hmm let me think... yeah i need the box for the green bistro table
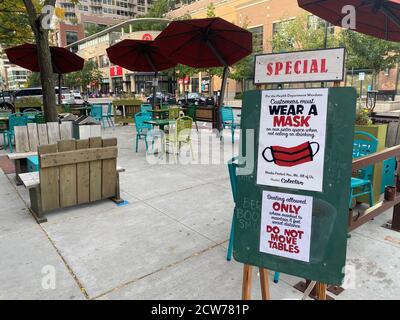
[148,107,183,119]
[144,119,175,131]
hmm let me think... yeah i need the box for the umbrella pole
[152,71,158,110]
[58,73,62,105]
[217,66,229,133]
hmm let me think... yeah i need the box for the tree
[64,60,103,92]
[340,29,400,89]
[85,23,108,37]
[0,0,33,46]
[271,14,338,53]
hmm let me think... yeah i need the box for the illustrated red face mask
[262,141,320,167]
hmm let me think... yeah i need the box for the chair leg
[145,136,148,151]
[231,127,235,144]
[8,133,13,153]
[273,272,280,284]
[135,135,139,152]
[349,188,353,208]
[369,184,374,207]
[195,120,198,132]
[227,212,235,261]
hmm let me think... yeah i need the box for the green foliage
[0,0,34,46]
[64,60,103,91]
[84,24,108,37]
[26,72,41,87]
[355,105,372,126]
[339,29,400,75]
[206,3,216,18]
[271,14,337,52]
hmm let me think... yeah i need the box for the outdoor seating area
[1,124,399,300]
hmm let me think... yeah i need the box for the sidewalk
[0,126,399,300]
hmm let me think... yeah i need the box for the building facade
[65,18,170,95]
[168,0,400,97]
[0,46,30,90]
[53,0,154,50]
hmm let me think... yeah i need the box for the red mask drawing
[262,141,320,167]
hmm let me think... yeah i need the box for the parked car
[71,90,85,104]
[13,87,75,107]
[146,92,176,105]
[177,92,214,106]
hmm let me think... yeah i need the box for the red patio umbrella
[5,43,85,104]
[298,0,400,42]
[106,39,177,109]
[155,17,253,108]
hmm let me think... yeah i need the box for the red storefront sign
[110,66,123,77]
[142,33,153,41]
[178,76,190,85]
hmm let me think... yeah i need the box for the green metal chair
[186,104,198,131]
[165,116,193,159]
[34,113,46,124]
[23,108,40,123]
[89,105,105,127]
[349,131,378,208]
[168,106,180,120]
[220,106,239,144]
[226,156,280,283]
[5,113,28,153]
[134,111,153,152]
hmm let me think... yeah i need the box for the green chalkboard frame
[233,87,356,285]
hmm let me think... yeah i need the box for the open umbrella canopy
[5,43,84,74]
[298,0,400,42]
[106,39,176,72]
[155,17,253,68]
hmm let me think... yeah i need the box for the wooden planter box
[355,124,388,204]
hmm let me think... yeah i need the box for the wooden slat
[47,122,60,144]
[38,144,59,212]
[27,123,39,152]
[90,125,101,137]
[37,123,49,145]
[76,139,90,204]
[79,126,91,139]
[14,126,30,152]
[8,151,37,160]
[101,138,117,199]
[40,146,117,168]
[58,140,77,208]
[18,172,39,189]
[60,122,73,140]
[89,137,102,202]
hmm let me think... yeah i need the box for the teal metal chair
[5,113,28,153]
[349,131,378,208]
[0,111,11,150]
[381,157,397,193]
[226,157,280,283]
[134,112,153,152]
[103,103,114,127]
[23,108,41,123]
[186,104,198,131]
[220,106,239,144]
[140,104,152,113]
[90,105,105,127]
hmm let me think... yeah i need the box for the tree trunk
[23,0,58,122]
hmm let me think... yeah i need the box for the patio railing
[350,144,400,231]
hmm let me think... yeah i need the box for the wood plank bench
[7,122,101,185]
[18,137,125,223]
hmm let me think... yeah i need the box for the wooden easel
[241,264,327,300]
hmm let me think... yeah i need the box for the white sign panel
[260,191,313,262]
[256,88,328,192]
[359,72,365,81]
[254,48,345,84]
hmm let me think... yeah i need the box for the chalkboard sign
[233,87,356,285]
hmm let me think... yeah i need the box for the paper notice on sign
[256,88,328,192]
[260,191,313,262]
